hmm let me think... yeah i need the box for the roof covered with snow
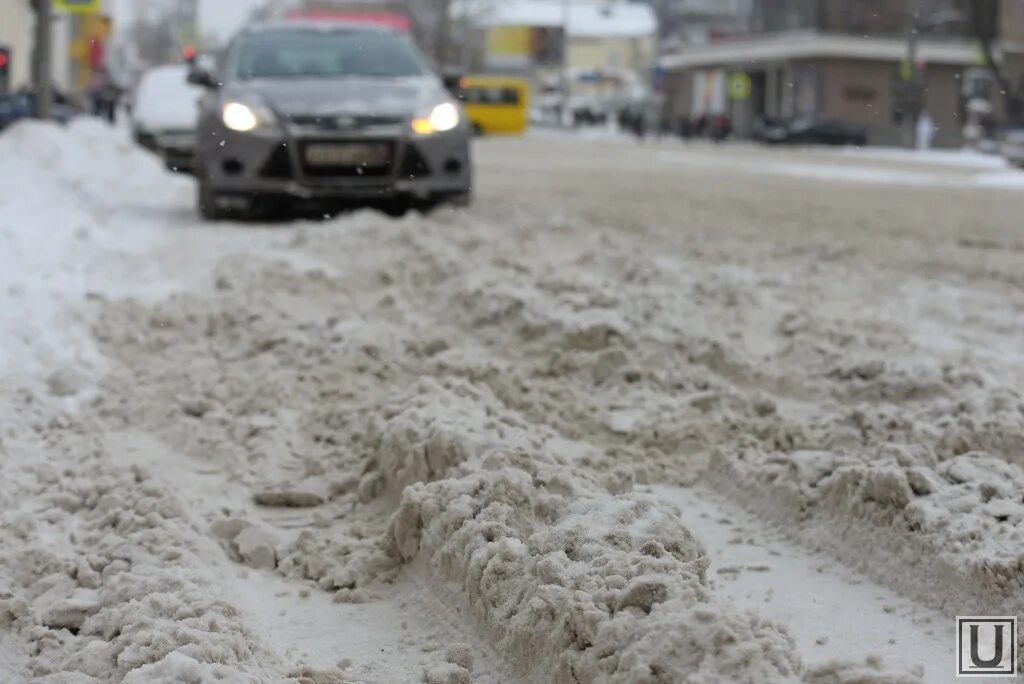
[457,0,657,38]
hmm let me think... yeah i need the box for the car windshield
[228,29,427,80]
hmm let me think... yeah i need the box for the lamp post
[560,0,570,126]
[31,0,53,120]
[901,0,922,148]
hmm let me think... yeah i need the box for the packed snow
[1,120,1023,683]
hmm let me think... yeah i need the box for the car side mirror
[441,69,464,94]
[188,66,219,89]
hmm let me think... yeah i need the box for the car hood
[222,76,446,119]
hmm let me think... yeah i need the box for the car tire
[379,200,410,218]
[196,161,227,221]
[450,191,473,208]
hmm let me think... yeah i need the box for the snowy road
[2,121,1024,683]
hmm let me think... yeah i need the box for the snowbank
[5,119,1020,682]
[0,119,187,384]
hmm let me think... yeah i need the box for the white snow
[2,120,1024,683]
[0,119,180,383]
[459,0,657,38]
[973,170,1024,188]
[839,146,1011,170]
[652,147,1024,188]
[654,485,949,682]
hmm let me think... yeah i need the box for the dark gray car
[189,21,472,219]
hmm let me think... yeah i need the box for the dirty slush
[1,122,1023,682]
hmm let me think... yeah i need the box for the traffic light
[0,46,10,93]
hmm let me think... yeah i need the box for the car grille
[299,140,395,178]
[287,114,405,130]
[259,143,294,179]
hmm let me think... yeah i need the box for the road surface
[1,121,1023,683]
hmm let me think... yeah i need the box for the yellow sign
[55,0,101,14]
[727,72,751,100]
[973,44,990,67]
[487,26,532,57]
[70,14,112,89]
[899,58,913,81]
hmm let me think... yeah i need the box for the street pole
[32,0,53,120]
[902,0,922,148]
[560,0,570,126]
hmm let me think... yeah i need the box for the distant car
[453,75,529,135]
[130,64,205,173]
[1001,127,1024,169]
[189,21,473,220]
[757,117,868,146]
[0,90,81,131]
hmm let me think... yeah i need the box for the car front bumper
[199,120,472,202]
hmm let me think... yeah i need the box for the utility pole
[560,0,571,126]
[901,0,922,148]
[435,0,452,67]
[32,0,53,119]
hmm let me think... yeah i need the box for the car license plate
[304,143,390,167]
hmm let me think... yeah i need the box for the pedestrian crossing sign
[55,0,101,14]
[727,73,751,100]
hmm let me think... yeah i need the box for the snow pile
[368,378,798,684]
[0,119,186,383]
[74,208,934,681]
[7,121,1020,681]
[85,258,806,681]
[378,380,801,683]
[0,396,283,682]
[708,442,1024,618]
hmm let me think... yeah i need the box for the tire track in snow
[652,485,953,681]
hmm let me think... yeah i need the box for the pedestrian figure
[916,112,935,150]
[88,66,120,123]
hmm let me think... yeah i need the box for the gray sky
[108,0,267,42]
[199,0,267,41]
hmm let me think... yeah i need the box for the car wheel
[379,200,410,218]
[196,161,227,221]
[450,191,472,208]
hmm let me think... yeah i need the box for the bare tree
[133,18,179,66]
[400,0,455,65]
[648,0,681,39]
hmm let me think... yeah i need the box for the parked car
[757,117,867,146]
[130,64,205,173]
[0,90,81,132]
[1001,127,1024,169]
[188,20,473,220]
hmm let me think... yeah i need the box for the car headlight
[222,101,277,133]
[411,102,460,135]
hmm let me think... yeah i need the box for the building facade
[660,0,1024,146]
[462,0,656,106]
[0,2,97,96]
[0,2,36,92]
